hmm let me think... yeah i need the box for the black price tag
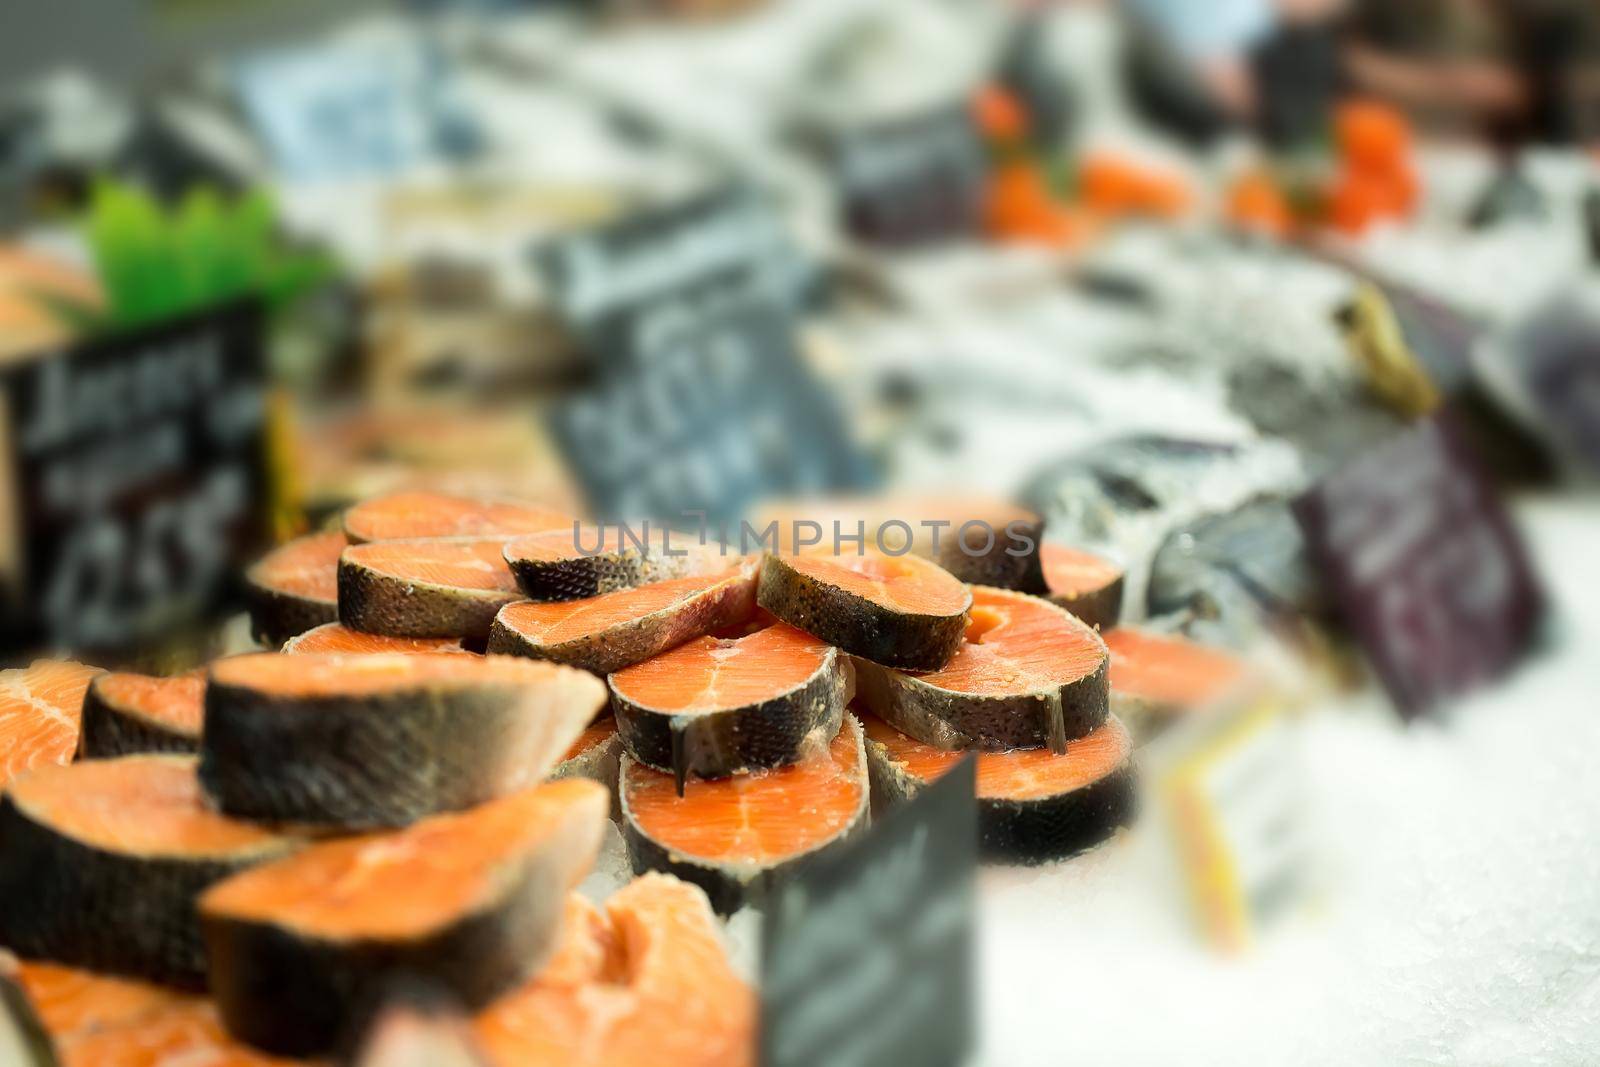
[0,300,269,657]
[547,299,870,526]
[1293,412,1544,717]
[536,185,810,371]
[831,103,987,248]
[760,754,976,1067]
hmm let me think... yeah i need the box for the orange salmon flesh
[5,755,293,858]
[88,674,204,737]
[282,624,469,656]
[209,652,572,699]
[247,532,346,603]
[623,719,864,866]
[199,779,606,942]
[780,553,968,616]
[341,538,522,594]
[1103,628,1247,709]
[344,491,570,543]
[862,714,1131,800]
[496,565,753,645]
[476,874,753,1067]
[1,661,101,788]
[1040,544,1122,598]
[917,586,1104,695]
[609,623,832,714]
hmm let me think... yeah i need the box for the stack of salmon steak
[0,498,758,1065]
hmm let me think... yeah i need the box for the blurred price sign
[0,300,268,657]
[536,185,810,371]
[830,103,986,248]
[1157,693,1308,953]
[761,755,976,1067]
[1293,412,1544,717]
[547,299,870,526]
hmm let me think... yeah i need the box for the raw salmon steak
[475,874,754,1067]
[200,778,607,1057]
[1104,627,1252,740]
[620,715,869,914]
[610,622,850,794]
[244,531,346,647]
[202,653,605,829]
[0,662,101,789]
[343,491,570,544]
[355,998,492,1067]
[757,552,970,670]
[853,586,1107,753]
[751,494,1048,592]
[862,713,1135,865]
[282,622,469,656]
[0,755,301,988]
[489,561,759,675]
[4,957,294,1067]
[340,537,526,643]
[504,525,721,602]
[79,674,204,758]
[1040,544,1125,630]
[551,715,621,805]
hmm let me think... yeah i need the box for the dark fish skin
[618,718,870,916]
[203,830,593,1058]
[756,555,968,672]
[201,682,595,830]
[932,516,1049,594]
[247,582,338,648]
[339,554,519,645]
[1056,577,1124,631]
[852,648,1108,755]
[505,534,710,602]
[610,647,849,795]
[487,565,758,676]
[0,790,296,990]
[78,680,199,759]
[863,733,1136,866]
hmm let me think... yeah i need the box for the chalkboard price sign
[1293,412,1544,717]
[831,103,987,248]
[760,754,976,1067]
[547,298,869,526]
[0,300,268,657]
[536,185,810,372]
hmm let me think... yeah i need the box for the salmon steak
[200,778,607,1057]
[488,561,759,675]
[282,622,469,656]
[244,531,346,647]
[1040,544,1125,630]
[1,662,101,789]
[752,494,1048,593]
[757,552,970,671]
[475,874,754,1067]
[0,955,54,1067]
[853,586,1107,754]
[79,674,204,758]
[343,491,570,544]
[862,714,1136,865]
[202,653,605,829]
[503,525,720,602]
[609,622,851,795]
[4,958,295,1067]
[340,537,527,644]
[0,755,301,988]
[1104,627,1251,740]
[620,715,869,914]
